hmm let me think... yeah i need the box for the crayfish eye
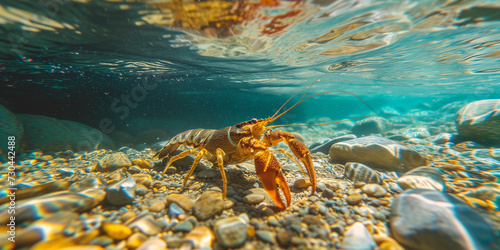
[251,118,258,124]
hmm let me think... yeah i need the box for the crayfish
[154,75,374,209]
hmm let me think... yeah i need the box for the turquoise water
[1,0,499,134]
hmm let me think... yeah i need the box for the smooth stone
[344,162,383,185]
[105,177,136,206]
[184,226,214,249]
[256,230,277,244]
[102,222,132,240]
[127,233,148,249]
[294,178,312,189]
[397,166,445,191]
[168,203,185,219]
[0,104,24,160]
[18,114,114,152]
[197,169,217,178]
[0,189,105,224]
[402,127,431,139]
[0,180,70,204]
[310,135,357,154]
[322,188,336,199]
[126,214,162,235]
[361,184,387,197]
[13,212,78,247]
[136,238,167,250]
[330,136,427,172]
[346,193,363,205]
[166,193,194,212]
[193,191,224,221]
[131,158,152,169]
[276,230,293,247]
[69,177,106,191]
[390,189,497,250]
[455,99,500,144]
[135,185,148,196]
[351,117,392,137]
[342,222,377,250]
[148,199,166,213]
[88,236,113,247]
[172,220,193,233]
[214,216,248,248]
[96,152,131,172]
[243,194,265,204]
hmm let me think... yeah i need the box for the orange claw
[263,130,316,195]
[254,150,291,210]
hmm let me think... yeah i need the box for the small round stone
[148,199,166,213]
[243,194,265,204]
[214,216,248,248]
[256,230,277,244]
[102,222,132,240]
[167,193,194,212]
[362,184,387,197]
[127,233,148,249]
[193,191,224,221]
[346,193,363,205]
[294,178,312,189]
[322,188,336,199]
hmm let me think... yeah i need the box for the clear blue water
[1,0,499,134]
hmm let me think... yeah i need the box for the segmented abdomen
[154,129,217,159]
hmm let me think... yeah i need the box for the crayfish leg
[215,148,228,199]
[182,148,208,186]
[162,149,199,175]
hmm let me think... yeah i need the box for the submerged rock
[343,162,383,185]
[0,104,24,160]
[455,99,500,144]
[397,166,445,191]
[0,189,105,224]
[351,117,392,137]
[214,216,248,248]
[390,189,497,250]
[341,222,377,250]
[18,114,114,152]
[310,134,357,154]
[329,136,427,172]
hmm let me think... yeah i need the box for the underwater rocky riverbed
[0,99,499,249]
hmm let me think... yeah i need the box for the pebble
[256,230,277,244]
[168,203,185,219]
[136,238,167,250]
[341,222,377,250]
[197,169,217,178]
[166,193,194,212]
[172,220,194,232]
[14,212,78,247]
[105,177,136,206]
[322,188,336,198]
[276,230,293,247]
[214,216,248,248]
[184,226,214,249]
[397,166,445,191]
[148,199,166,212]
[193,191,224,221]
[126,214,162,235]
[310,135,357,154]
[127,233,148,249]
[131,159,152,169]
[243,193,265,204]
[346,193,363,205]
[344,162,384,185]
[102,222,132,240]
[0,189,105,224]
[351,117,392,137]
[96,152,131,172]
[361,184,387,197]
[88,236,113,247]
[294,178,312,189]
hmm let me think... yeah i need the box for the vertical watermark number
[6,136,16,243]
